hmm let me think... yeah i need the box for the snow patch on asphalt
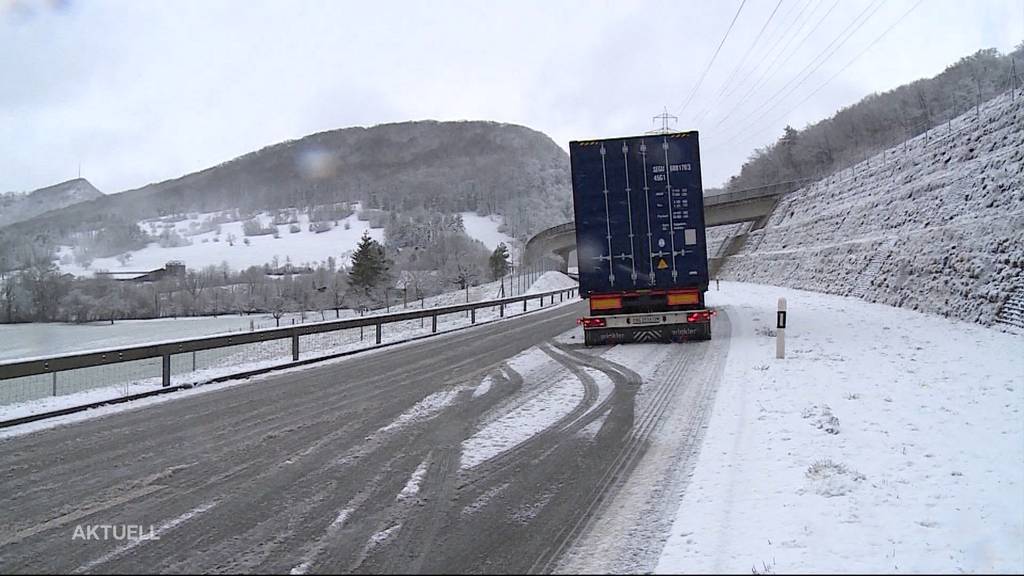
[561,366,614,431]
[462,482,510,516]
[379,389,461,435]
[577,409,610,440]
[461,347,584,470]
[473,375,494,399]
[510,490,556,525]
[368,524,401,548]
[74,500,219,573]
[583,367,614,406]
[397,460,429,501]
[505,346,555,377]
[331,508,353,529]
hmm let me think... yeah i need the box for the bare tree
[182,269,209,315]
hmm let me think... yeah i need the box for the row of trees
[0,260,350,324]
[726,45,1024,193]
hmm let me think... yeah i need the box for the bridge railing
[0,285,579,422]
[703,179,815,206]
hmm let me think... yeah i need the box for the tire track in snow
[551,311,733,574]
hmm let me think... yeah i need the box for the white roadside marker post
[777,297,787,359]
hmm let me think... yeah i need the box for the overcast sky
[2,0,1021,195]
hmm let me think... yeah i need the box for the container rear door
[570,132,708,297]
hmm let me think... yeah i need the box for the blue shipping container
[570,131,708,298]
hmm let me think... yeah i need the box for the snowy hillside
[4,121,571,250]
[0,178,103,228]
[51,208,513,278]
[718,88,1024,327]
[55,207,384,276]
[460,212,516,253]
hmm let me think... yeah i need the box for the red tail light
[687,311,711,323]
[578,317,607,328]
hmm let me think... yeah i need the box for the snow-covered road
[656,281,1023,574]
[0,295,732,574]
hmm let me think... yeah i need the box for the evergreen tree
[348,232,391,300]
[489,242,510,280]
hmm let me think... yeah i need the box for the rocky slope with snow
[718,89,1024,327]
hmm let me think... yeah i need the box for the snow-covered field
[56,208,384,277]
[0,313,300,362]
[53,208,513,278]
[657,281,1023,573]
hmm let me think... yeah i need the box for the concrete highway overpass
[525,180,806,269]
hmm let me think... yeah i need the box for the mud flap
[584,322,711,346]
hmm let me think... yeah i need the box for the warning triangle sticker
[657,258,668,270]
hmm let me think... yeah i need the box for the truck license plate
[630,315,662,325]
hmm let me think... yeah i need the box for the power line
[707,0,924,152]
[713,0,888,144]
[675,0,749,121]
[715,0,885,140]
[691,0,785,126]
[711,0,888,143]
[717,0,816,105]
[707,0,835,130]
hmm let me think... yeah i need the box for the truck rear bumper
[579,310,712,345]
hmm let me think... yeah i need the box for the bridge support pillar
[553,247,573,273]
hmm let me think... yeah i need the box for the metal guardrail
[0,286,579,391]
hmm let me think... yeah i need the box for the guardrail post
[292,333,299,361]
[162,354,171,387]
[500,303,504,317]
[376,323,382,345]
[431,315,437,333]
[52,372,57,396]
[523,299,528,312]
[471,309,476,324]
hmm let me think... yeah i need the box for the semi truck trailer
[570,131,712,346]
